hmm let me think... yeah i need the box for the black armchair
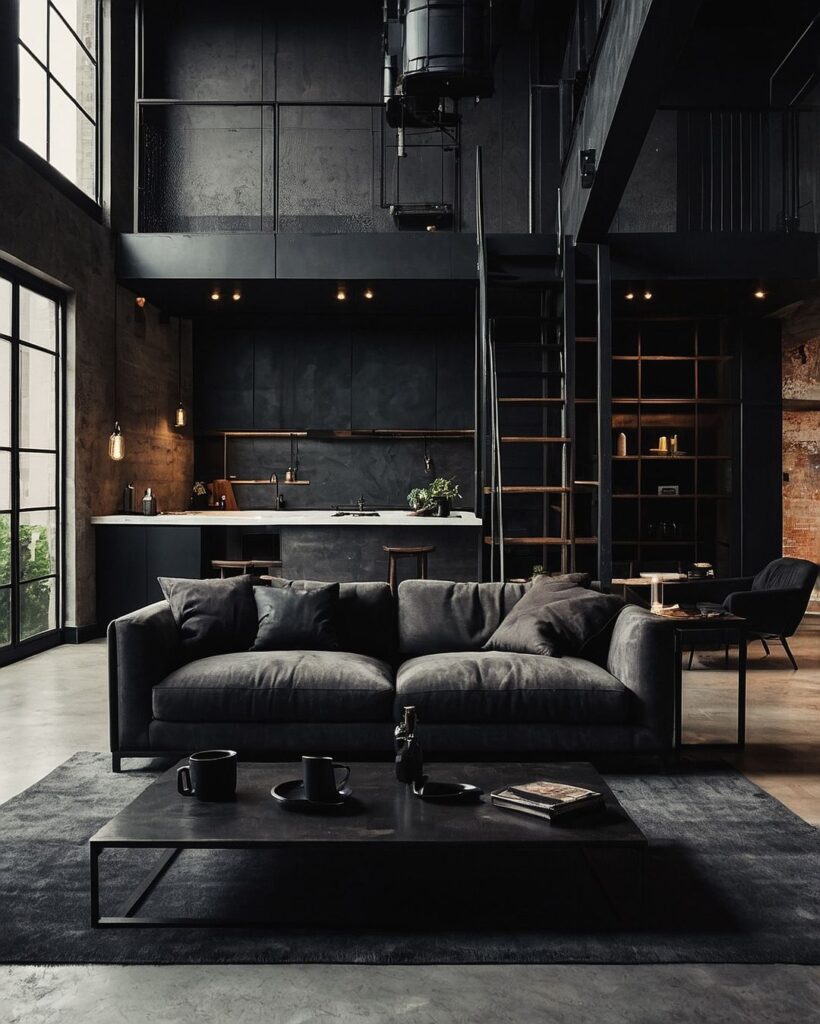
[720,558,818,669]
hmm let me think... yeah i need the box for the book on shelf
[490,780,605,822]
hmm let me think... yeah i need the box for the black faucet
[269,472,285,510]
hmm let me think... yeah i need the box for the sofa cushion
[395,651,634,724]
[251,582,339,651]
[158,574,258,657]
[398,580,530,658]
[153,651,394,724]
[483,583,625,665]
[267,579,396,663]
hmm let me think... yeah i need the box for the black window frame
[0,258,66,668]
[4,0,103,219]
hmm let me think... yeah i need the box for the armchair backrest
[752,557,818,596]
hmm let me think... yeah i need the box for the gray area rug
[0,753,818,965]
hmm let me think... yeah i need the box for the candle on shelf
[617,432,627,457]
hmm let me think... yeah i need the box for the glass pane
[0,341,10,448]
[0,588,9,647]
[19,0,47,62]
[50,14,96,117]
[19,46,47,159]
[20,452,57,509]
[0,277,11,337]
[19,510,57,582]
[0,452,9,510]
[19,346,57,450]
[0,514,9,586]
[49,84,96,198]
[19,287,57,351]
[51,0,97,53]
[20,576,56,640]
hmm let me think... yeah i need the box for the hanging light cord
[113,285,118,421]
[178,317,183,404]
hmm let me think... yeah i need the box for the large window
[17,0,99,201]
[0,268,63,662]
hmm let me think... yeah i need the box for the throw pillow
[483,583,625,662]
[158,574,258,656]
[251,582,340,651]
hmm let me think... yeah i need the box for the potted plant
[427,477,461,518]
[406,486,431,513]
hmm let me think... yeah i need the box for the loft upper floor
[1,0,818,250]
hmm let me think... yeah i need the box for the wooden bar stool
[383,545,435,595]
[212,559,282,579]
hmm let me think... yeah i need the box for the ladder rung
[501,436,571,443]
[497,370,563,377]
[576,336,597,344]
[575,480,599,486]
[498,397,565,405]
[484,537,598,546]
[485,537,570,546]
[483,486,571,494]
[493,341,563,349]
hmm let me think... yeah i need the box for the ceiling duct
[400,0,495,99]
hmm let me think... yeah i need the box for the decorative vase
[436,498,451,517]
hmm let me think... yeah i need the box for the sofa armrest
[108,601,181,752]
[607,605,675,748]
[724,587,809,637]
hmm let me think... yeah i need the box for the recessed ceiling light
[135,296,146,308]
[753,288,766,300]
[625,291,635,301]
[363,287,374,300]
[643,290,653,300]
[232,289,241,302]
[210,289,221,302]
[336,286,347,302]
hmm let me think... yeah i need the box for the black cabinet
[96,526,205,627]
[194,330,255,432]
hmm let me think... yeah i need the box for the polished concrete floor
[0,622,818,1023]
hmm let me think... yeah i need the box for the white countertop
[91,510,482,528]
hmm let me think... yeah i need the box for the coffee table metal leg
[737,627,747,748]
[674,630,683,749]
[90,843,101,927]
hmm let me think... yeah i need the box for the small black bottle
[395,705,423,784]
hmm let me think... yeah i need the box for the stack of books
[491,780,605,822]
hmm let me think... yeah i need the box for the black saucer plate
[412,779,484,803]
[271,779,354,813]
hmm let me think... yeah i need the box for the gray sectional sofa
[108,579,676,770]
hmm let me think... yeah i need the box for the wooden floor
[683,618,820,825]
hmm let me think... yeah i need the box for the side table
[659,613,747,749]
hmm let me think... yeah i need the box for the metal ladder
[475,149,579,582]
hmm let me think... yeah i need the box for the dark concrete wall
[138,0,535,233]
[193,313,475,511]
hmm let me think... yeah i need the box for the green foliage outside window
[0,516,54,643]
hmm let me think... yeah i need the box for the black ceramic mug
[177,749,237,801]
[302,755,351,803]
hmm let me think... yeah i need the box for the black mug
[177,749,237,801]
[302,755,351,803]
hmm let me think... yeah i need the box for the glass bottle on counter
[395,705,423,784]
[141,488,157,516]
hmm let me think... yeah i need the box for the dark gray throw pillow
[158,574,258,656]
[483,582,625,662]
[251,582,340,651]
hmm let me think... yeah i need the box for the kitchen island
[92,509,482,627]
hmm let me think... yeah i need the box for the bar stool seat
[212,559,282,579]
[383,545,435,594]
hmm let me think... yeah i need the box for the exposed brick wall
[780,296,820,614]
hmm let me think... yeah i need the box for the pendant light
[174,317,187,429]
[108,285,125,461]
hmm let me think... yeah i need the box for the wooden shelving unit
[608,319,738,576]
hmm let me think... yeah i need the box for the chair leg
[724,643,729,669]
[687,646,695,670]
[112,754,122,773]
[781,636,798,671]
[760,637,770,656]
[387,554,397,595]
[420,551,428,580]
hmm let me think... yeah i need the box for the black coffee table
[90,761,646,928]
